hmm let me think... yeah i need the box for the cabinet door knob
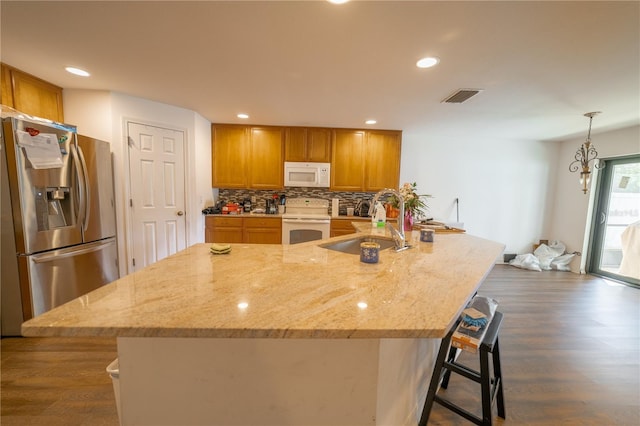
[177,211,185,216]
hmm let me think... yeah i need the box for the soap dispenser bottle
[372,202,386,227]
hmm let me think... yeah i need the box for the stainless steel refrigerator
[1,116,119,336]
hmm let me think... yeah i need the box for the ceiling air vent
[442,89,482,103]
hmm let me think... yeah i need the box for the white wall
[64,89,639,275]
[62,90,113,141]
[63,90,212,277]
[400,132,558,255]
[192,112,213,242]
[548,125,640,272]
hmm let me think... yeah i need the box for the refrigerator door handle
[76,144,91,232]
[31,239,115,263]
[70,144,88,231]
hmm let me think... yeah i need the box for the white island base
[117,337,440,426]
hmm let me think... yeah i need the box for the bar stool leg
[479,347,492,426]
[493,338,506,419]
[440,345,457,389]
[418,330,454,426]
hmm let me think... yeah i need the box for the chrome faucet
[368,188,410,251]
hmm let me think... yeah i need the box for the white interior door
[127,122,186,271]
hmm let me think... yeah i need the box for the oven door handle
[282,218,331,224]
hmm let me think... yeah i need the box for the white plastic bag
[533,241,567,270]
[547,240,566,254]
[509,253,541,271]
[550,253,575,271]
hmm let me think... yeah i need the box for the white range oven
[281,198,331,244]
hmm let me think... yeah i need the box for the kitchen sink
[319,236,397,255]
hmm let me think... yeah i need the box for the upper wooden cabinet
[212,124,249,188]
[248,127,284,189]
[364,130,402,192]
[330,129,401,192]
[213,123,401,192]
[330,129,366,191]
[285,127,331,162]
[212,124,284,189]
[1,63,64,123]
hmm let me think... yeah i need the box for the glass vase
[404,211,413,231]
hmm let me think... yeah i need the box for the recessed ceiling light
[327,0,350,4]
[65,66,90,77]
[365,119,377,125]
[237,113,249,119]
[416,57,440,69]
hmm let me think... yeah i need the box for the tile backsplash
[217,188,377,215]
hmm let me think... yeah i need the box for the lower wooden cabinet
[205,216,281,244]
[330,218,370,237]
[206,216,243,243]
[243,217,282,244]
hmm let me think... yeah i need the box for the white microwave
[284,162,331,188]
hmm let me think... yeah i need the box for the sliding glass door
[588,155,640,287]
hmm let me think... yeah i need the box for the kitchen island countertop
[20,226,505,425]
[22,227,504,339]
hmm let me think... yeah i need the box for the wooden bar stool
[419,310,505,426]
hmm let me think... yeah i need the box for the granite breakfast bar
[22,226,504,426]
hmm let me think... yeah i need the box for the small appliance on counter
[202,200,223,215]
[265,199,277,214]
[243,198,252,213]
[354,199,371,217]
[222,203,241,214]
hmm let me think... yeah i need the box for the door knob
[177,211,184,216]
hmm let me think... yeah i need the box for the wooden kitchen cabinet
[1,63,64,123]
[213,122,400,192]
[248,127,284,189]
[330,218,369,237]
[243,217,282,244]
[205,217,215,243]
[206,216,243,243]
[285,127,331,162]
[330,129,366,191]
[330,129,401,192]
[205,216,281,244]
[364,130,402,192]
[212,124,284,189]
[212,124,248,188]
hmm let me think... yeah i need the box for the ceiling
[1,1,638,142]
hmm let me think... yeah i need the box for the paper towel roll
[332,198,339,217]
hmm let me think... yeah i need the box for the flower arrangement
[388,182,430,219]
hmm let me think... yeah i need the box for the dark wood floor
[428,266,640,425]
[1,265,639,425]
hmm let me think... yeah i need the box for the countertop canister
[360,241,380,263]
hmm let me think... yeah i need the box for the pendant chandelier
[569,111,602,194]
